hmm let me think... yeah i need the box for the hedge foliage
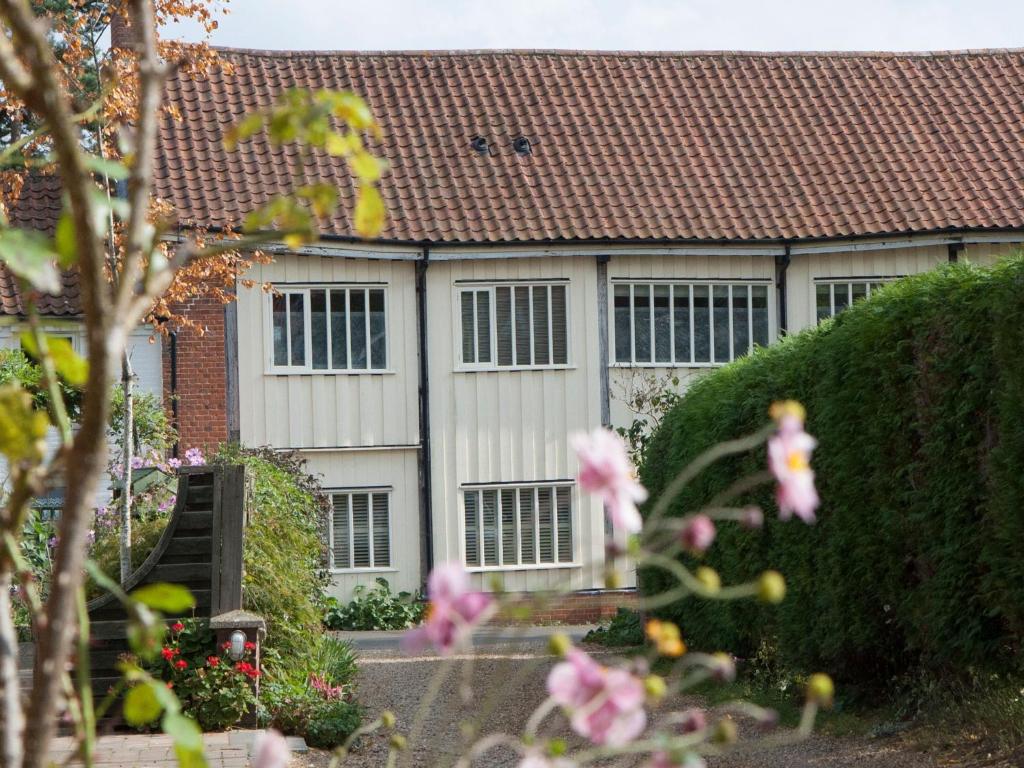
[640,257,1024,686]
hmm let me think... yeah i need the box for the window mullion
[363,288,371,371]
[747,284,753,354]
[552,487,560,564]
[688,284,694,364]
[830,283,835,317]
[477,489,485,568]
[629,284,636,364]
[533,487,540,563]
[515,488,522,565]
[471,291,479,365]
[347,494,354,571]
[367,493,375,569]
[328,495,334,569]
[283,291,291,368]
[727,284,734,362]
[497,489,504,567]
[668,284,675,365]
[648,282,655,363]
[325,290,334,369]
[547,285,554,365]
[304,290,313,372]
[708,283,715,364]
[344,289,352,370]
[510,287,518,367]
[528,286,535,366]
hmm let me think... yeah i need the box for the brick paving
[49,729,306,767]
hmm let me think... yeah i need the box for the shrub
[641,257,1024,688]
[324,578,425,631]
[583,609,645,647]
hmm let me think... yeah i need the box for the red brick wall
[162,297,228,455]
[496,589,639,625]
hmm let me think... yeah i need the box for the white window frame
[453,280,573,372]
[264,284,392,375]
[460,481,579,572]
[610,279,775,368]
[327,486,396,573]
[813,277,898,324]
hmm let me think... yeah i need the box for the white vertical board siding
[427,256,606,594]
[963,242,1022,266]
[300,448,421,599]
[787,245,947,333]
[606,254,777,431]
[235,254,419,449]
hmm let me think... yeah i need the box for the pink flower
[740,506,764,530]
[572,428,648,534]
[402,563,494,655]
[130,456,145,470]
[676,707,707,734]
[767,404,819,523]
[251,729,289,768]
[648,753,705,768]
[679,514,716,553]
[547,648,646,746]
[167,457,182,470]
[184,447,205,466]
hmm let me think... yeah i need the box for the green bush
[640,257,1024,688]
[583,608,645,647]
[324,578,425,631]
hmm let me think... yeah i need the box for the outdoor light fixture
[228,629,247,661]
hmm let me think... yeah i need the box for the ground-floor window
[815,279,891,323]
[463,483,574,568]
[330,489,391,570]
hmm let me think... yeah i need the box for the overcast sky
[161,0,1023,52]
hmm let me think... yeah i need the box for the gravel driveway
[300,633,1008,768]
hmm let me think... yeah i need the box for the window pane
[496,287,513,366]
[537,487,554,563]
[289,293,305,366]
[532,286,550,365]
[331,495,350,569]
[851,282,867,305]
[673,285,691,363]
[460,291,475,364]
[476,290,491,364]
[501,489,517,565]
[514,286,531,365]
[693,285,710,362]
[372,494,390,567]
[551,285,568,365]
[752,285,770,347]
[833,284,850,314]
[330,290,348,369]
[370,289,386,370]
[816,283,831,323]
[654,285,671,363]
[556,487,572,563]
[633,284,651,362]
[482,490,499,567]
[732,285,750,357]
[351,494,370,568]
[519,490,536,564]
[613,284,631,362]
[310,290,328,370]
[464,491,479,567]
[712,285,730,363]
[272,294,288,366]
[349,290,367,369]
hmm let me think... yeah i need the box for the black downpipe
[169,330,179,458]
[776,243,792,334]
[416,249,434,582]
[948,242,964,263]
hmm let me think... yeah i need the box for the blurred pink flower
[167,457,182,470]
[547,648,646,746]
[679,514,716,553]
[184,447,205,466]
[572,428,647,534]
[676,707,707,734]
[767,412,819,523]
[648,753,705,768]
[251,729,289,768]
[518,755,575,768]
[402,562,494,655]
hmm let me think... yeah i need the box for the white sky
[161,0,1024,52]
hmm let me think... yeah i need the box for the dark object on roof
[155,48,1024,245]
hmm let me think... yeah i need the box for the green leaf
[19,333,88,387]
[0,385,50,462]
[53,212,77,268]
[162,711,203,752]
[123,682,163,726]
[349,150,384,183]
[173,744,208,768]
[85,154,129,181]
[131,583,196,613]
[0,228,61,294]
[354,184,386,239]
[223,113,266,151]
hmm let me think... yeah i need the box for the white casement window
[613,281,771,366]
[457,282,569,369]
[329,489,391,571]
[269,286,387,373]
[815,279,891,323]
[463,483,575,569]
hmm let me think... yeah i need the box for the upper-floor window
[457,282,569,369]
[270,286,387,373]
[815,280,890,323]
[463,483,575,569]
[329,489,391,570]
[613,281,771,366]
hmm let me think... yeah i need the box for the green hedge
[640,257,1024,686]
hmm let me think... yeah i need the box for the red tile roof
[155,48,1024,245]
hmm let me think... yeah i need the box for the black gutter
[169,329,179,458]
[415,247,434,583]
[775,243,792,335]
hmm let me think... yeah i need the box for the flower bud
[695,566,721,594]
[389,734,407,751]
[680,514,716,554]
[807,673,835,708]
[548,632,572,658]
[712,716,738,745]
[380,710,396,729]
[605,539,625,559]
[644,674,668,702]
[677,707,707,734]
[769,400,806,424]
[710,652,736,682]
[757,570,786,604]
[604,568,623,590]
[740,505,764,530]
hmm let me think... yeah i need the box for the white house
[153,48,1024,601]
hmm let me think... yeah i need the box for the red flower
[234,661,260,679]
[207,656,220,667]
[166,682,174,689]
[244,641,256,651]
[161,647,176,661]
[174,659,188,670]
[221,641,232,651]
[171,622,185,633]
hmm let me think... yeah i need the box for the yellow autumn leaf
[349,151,384,183]
[354,184,385,239]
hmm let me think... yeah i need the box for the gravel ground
[296,640,1014,768]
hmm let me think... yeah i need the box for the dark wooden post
[211,465,246,615]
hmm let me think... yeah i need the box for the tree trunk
[119,354,133,583]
